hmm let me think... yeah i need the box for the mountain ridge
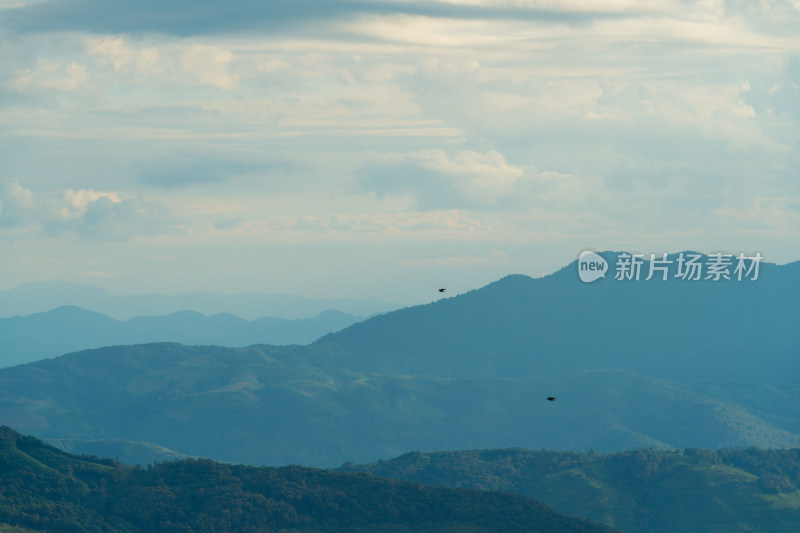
[0,426,618,533]
[340,445,800,533]
[0,306,367,367]
[307,254,798,383]
[5,343,800,467]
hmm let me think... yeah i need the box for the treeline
[346,446,800,493]
[0,427,616,533]
[341,446,800,533]
[683,447,800,493]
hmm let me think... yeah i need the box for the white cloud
[715,197,800,237]
[0,181,174,241]
[0,0,39,9]
[359,149,599,211]
[84,35,160,74]
[12,60,88,91]
[348,14,507,47]
[2,0,800,293]
[180,44,239,90]
[47,190,172,241]
[0,177,33,228]
[59,189,122,219]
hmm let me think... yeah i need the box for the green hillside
[341,446,800,533]
[45,438,191,466]
[3,342,800,467]
[0,426,617,533]
[3,343,800,467]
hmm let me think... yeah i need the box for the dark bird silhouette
[546,397,557,401]
[438,288,446,292]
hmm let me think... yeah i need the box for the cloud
[359,149,517,209]
[208,209,500,240]
[11,60,88,92]
[79,269,122,278]
[0,0,37,9]
[715,197,800,237]
[358,149,591,211]
[742,55,800,120]
[0,0,762,41]
[59,189,121,219]
[402,250,509,267]
[180,44,239,90]
[4,0,800,43]
[135,154,266,189]
[213,217,243,230]
[84,35,160,74]
[0,177,34,228]
[0,177,177,241]
[3,0,374,37]
[45,188,173,241]
[2,0,800,294]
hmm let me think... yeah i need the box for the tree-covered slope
[3,343,800,467]
[0,426,618,533]
[341,446,800,533]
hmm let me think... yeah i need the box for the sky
[0,0,798,304]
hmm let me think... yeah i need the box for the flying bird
[438,288,446,292]
[547,397,557,401]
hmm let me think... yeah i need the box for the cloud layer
[0,0,798,298]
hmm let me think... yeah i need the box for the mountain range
[0,281,399,320]
[0,306,365,368]
[306,252,799,383]
[0,252,797,469]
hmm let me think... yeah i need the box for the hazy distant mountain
[0,306,366,367]
[1,427,617,533]
[0,280,400,320]
[342,447,800,533]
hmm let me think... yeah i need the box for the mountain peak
[309,252,798,383]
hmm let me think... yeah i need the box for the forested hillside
[0,427,617,533]
[342,446,800,533]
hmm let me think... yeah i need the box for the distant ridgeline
[0,426,617,533]
[0,252,796,469]
[307,251,798,383]
[0,307,366,368]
